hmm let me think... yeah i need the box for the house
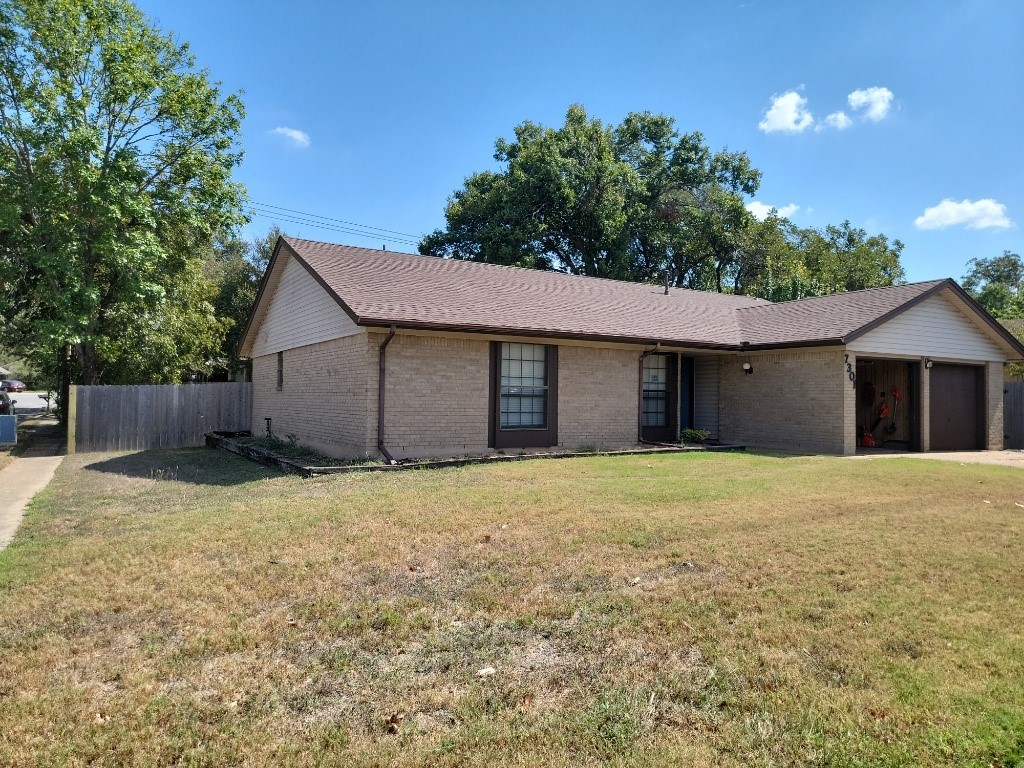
[237,237,1024,460]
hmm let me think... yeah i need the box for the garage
[928,363,984,451]
[855,358,918,451]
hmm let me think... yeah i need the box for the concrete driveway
[849,450,1024,469]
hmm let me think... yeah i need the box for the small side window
[276,351,283,391]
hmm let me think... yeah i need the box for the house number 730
[844,354,856,387]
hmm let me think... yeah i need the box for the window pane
[500,343,547,429]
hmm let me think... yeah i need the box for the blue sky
[138,0,1022,283]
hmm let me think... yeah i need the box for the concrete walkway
[849,449,1024,469]
[0,419,65,551]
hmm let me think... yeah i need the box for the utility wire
[250,201,421,239]
[246,207,422,248]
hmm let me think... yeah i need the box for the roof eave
[357,319,741,351]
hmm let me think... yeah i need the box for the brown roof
[736,280,948,348]
[241,237,1024,357]
[279,237,769,348]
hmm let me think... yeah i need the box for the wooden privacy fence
[1006,380,1024,450]
[69,382,252,453]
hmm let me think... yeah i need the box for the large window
[489,342,558,448]
[500,343,548,429]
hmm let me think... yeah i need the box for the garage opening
[856,358,918,451]
[928,363,984,451]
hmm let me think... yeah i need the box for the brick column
[842,352,857,455]
[985,361,1005,450]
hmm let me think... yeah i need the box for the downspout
[377,325,398,465]
[638,343,661,444]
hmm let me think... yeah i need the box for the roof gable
[847,288,1021,360]
[238,242,359,357]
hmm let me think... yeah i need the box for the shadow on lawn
[84,447,281,486]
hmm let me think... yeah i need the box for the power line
[250,201,421,239]
[245,207,422,248]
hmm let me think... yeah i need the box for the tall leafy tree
[0,0,246,384]
[420,105,761,287]
[202,226,278,377]
[962,251,1024,318]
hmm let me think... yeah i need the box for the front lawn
[1,450,1022,766]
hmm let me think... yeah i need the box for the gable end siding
[847,292,1005,361]
[250,254,361,357]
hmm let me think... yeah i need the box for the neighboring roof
[238,237,1024,359]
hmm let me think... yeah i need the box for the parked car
[0,379,26,392]
[0,391,14,415]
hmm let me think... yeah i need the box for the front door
[641,353,678,442]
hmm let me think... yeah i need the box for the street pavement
[6,391,55,422]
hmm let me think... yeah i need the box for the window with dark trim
[489,342,558,449]
[276,351,283,391]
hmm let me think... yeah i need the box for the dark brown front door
[929,363,983,451]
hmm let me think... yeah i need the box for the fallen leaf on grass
[383,712,405,734]
[476,666,496,678]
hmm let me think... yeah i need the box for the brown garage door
[929,363,983,450]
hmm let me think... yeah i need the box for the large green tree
[201,226,277,377]
[0,0,246,384]
[421,105,905,299]
[962,251,1024,318]
[420,105,761,287]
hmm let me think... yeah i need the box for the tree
[202,226,277,377]
[421,105,906,300]
[0,0,246,384]
[962,251,1024,318]
[420,105,761,287]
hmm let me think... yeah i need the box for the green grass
[1,449,1023,766]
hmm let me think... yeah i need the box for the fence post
[66,384,77,454]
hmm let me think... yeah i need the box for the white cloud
[821,111,852,130]
[847,87,894,121]
[747,201,800,221]
[758,90,814,133]
[914,198,1013,230]
[271,126,311,148]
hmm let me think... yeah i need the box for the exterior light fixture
[742,362,754,375]
[924,358,933,369]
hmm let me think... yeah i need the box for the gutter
[637,343,661,444]
[377,325,398,465]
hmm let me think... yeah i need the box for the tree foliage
[962,251,1024,318]
[421,105,905,300]
[0,0,246,384]
[420,105,761,287]
[201,226,277,376]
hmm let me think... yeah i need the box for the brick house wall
[557,345,639,450]
[719,348,855,455]
[371,331,490,460]
[252,333,374,459]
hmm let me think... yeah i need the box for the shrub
[681,428,710,444]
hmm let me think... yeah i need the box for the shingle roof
[244,237,1023,357]
[281,237,769,348]
[736,280,948,347]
